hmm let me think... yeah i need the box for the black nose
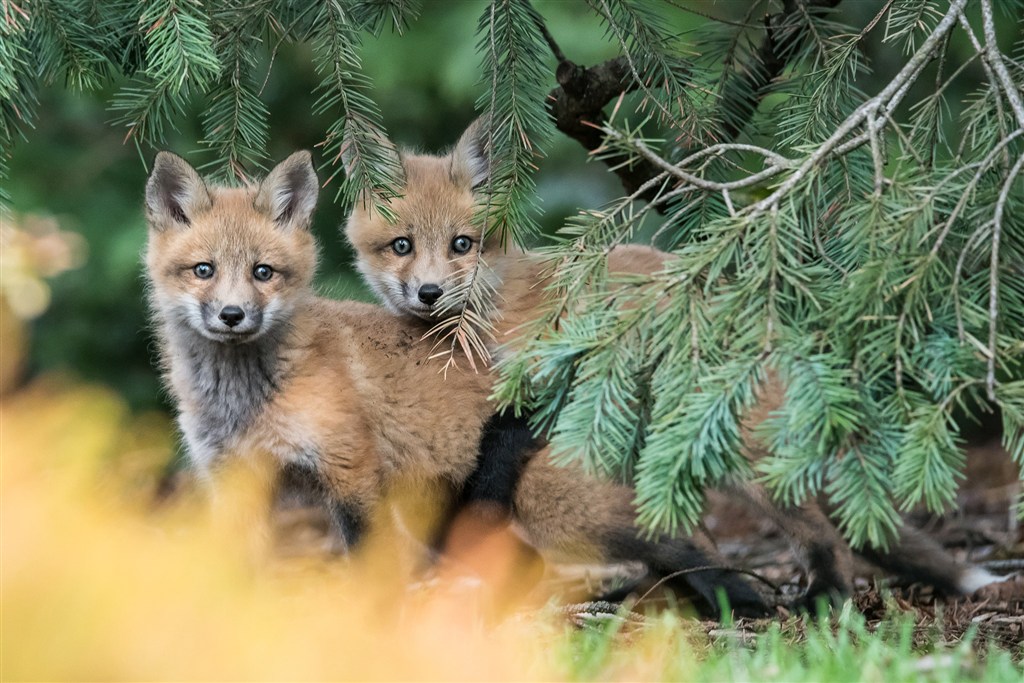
[219,305,245,327]
[418,284,443,305]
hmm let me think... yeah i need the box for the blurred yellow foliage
[0,297,25,395]
[0,377,706,680]
[0,214,87,393]
[0,213,702,680]
[0,214,86,320]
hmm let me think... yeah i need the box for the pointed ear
[450,115,492,191]
[145,152,211,229]
[255,151,319,229]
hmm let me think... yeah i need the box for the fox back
[345,118,1003,609]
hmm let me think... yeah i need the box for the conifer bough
[491,0,1024,546]
[2,0,1022,545]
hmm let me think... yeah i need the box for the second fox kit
[346,122,665,355]
[346,118,1001,606]
[145,150,771,617]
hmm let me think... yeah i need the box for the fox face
[345,119,492,320]
[145,152,319,344]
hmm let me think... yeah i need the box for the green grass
[545,602,1022,682]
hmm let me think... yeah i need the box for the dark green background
[6,1,993,413]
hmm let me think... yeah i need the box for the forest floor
[695,436,1024,654]
[263,436,1023,657]
[536,437,1024,660]
[13,379,1020,680]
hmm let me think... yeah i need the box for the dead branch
[543,0,844,203]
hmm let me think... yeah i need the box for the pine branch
[542,0,845,201]
[745,0,971,218]
[715,0,844,144]
[473,0,550,246]
[110,0,220,145]
[429,0,553,370]
[349,0,421,35]
[200,0,274,180]
[28,0,111,90]
[311,0,404,212]
[634,359,762,534]
[4,0,1023,544]
[513,0,1024,542]
[585,0,692,127]
[547,311,647,480]
[136,0,220,92]
[0,2,35,162]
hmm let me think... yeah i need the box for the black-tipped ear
[255,151,319,229]
[145,152,211,229]
[451,115,492,191]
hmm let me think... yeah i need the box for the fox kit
[346,118,1002,608]
[345,124,665,355]
[145,150,770,617]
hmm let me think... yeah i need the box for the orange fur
[146,152,773,618]
[346,119,1002,606]
[146,162,492,516]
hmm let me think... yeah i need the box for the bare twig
[722,188,736,216]
[861,0,895,37]
[868,112,885,196]
[603,129,791,193]
[675,142,796,170]
[529,3,566,63]
[987,152,1024,400]
[545,0,843,201]
[660,0,767,29]
[630,564,783,611]
[745,0,971,218]
[259,2,319,97]
[979,0,1024,128]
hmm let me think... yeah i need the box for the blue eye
[193,263,215,279]
[391,237,412,256]
[253,264,274,281]
[451,236,473,254]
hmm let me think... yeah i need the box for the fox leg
[275,461,368,553]
[853,523,1002,596]
[600,526,773,618]
[324,498,367,553]
[513,458,771,619]
[298,442,382,554]
[728,482,855,610]
[430,411,546,602]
